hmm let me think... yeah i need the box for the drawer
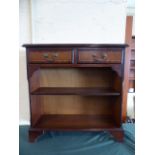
[28,49,72,63]
[78,49,122,64]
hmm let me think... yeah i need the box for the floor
[19,123,135,155]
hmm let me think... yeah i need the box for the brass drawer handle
[101,53,107,60]
[43,53,54,62]
[52,52,59,58]
[92,53,108,62]
[43,53,49,58]
[92,53,97,58]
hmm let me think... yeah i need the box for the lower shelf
[33,114,118,130]
[31,87,120,96]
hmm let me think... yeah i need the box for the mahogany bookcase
[23,44,127,142]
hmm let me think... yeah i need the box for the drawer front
[28,49,72,63]
[78,49,122,64]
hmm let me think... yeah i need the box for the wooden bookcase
[23,44,127,142]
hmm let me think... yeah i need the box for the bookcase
[24,44,127,142]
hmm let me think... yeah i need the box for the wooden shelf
[31,87,120,96]
[34,114,117,130]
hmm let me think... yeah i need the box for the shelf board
[31,87,120,96]
[34,114,118,130]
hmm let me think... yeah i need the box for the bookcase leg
[29,129,43,142]
[109,129,124,142]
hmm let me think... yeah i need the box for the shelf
[31,87,120,96]
[34,114,117,130]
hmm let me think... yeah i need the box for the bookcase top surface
[23,43,128,48]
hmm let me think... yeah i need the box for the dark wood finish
[29,129,44,142]
[24,44,126,142]
[30,95,43,126]
[31,87,120,96]
[34,114,117,129]
[28,49,72,64]
[109,129,124,142]
[122,16,135,122]
[78,48,122,64]
[23,44,127,48]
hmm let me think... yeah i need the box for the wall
[19,0,31,124]
[19,0,127,124]
[126,0,135,35]
[31,0,127,43]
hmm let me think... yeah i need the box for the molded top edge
[23,43,128,48]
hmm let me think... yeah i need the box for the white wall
[126,0,135,36]
[132,15,135,36]
[19,0,127,124]
[31,0,127,43]
[19,0,31,124]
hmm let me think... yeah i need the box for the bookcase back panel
[41,95,113,115]
[38,68,114,88]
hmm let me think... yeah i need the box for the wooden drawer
[28,49,72,63]
[78,48,122,64]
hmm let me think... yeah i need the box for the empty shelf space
[34,114,117,130]
[31,87,120,96]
